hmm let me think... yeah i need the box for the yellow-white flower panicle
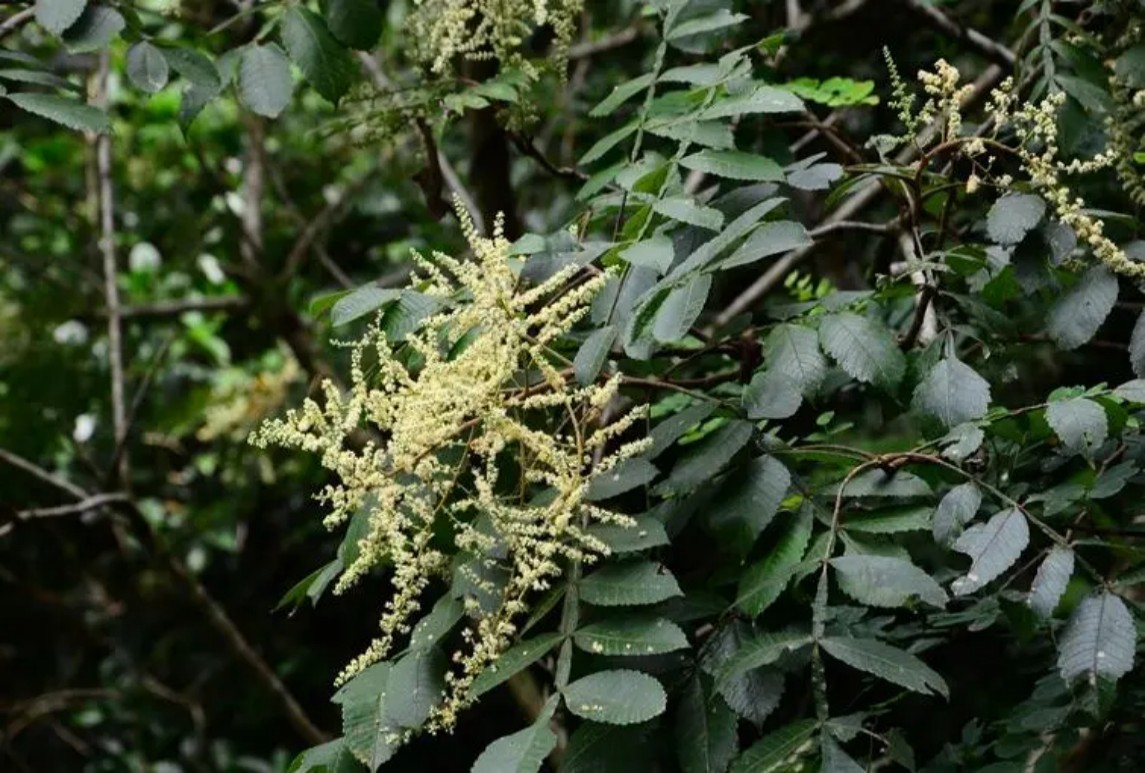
[407,0,584,78]
[251,201,647,732]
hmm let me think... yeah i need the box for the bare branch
[898,0,1016,67]
[0,448,88,501]
[12,493,130,522]
[567,24,643,60]
[0,8,34,39]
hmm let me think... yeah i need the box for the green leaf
[126,42,170,94]
[912,357,991,428]
[574,325,617,386]
[743,370,801,420]
[1114,378,1145,403]
[580,560,682,607]
[621,237,675,274]
[736,506,812,616]
[762,324,826,396]
[61,5,123,53]
[986,193,1045,245]
[6,92,109,133]
[821,735,865,773]
[1046,266,1118,350]
[1130,312,1145,378]
[586,457,659,501]
[178,81,219,132]
[652,197,724,230]
[563,670,667,725]
[719,221,812,270]
[705,455,791,557]
[667,10,748,40]
[786,162,844,191]
[562,722,655,773]
[289,738,358,772]
[831,555,947,608]
[714,630,812,688]
[0,68,79,91]
[933,482,981,546]
[845,506,931,534]
[679,150,784,182]
[654,273,711,342]
[280,7,353,104]
[1115,43,1145,88]
[819,637,948,699]
[331,285,402,326]
[35,0,87,35]
[469,633,563,699]
[591,73,655,117]
[587,514,670,555]
[1046,396,1109,456]
[275,558,342,612]
[574,614,689,656]
[339,664,397,770]
[730,719,817,773]
[647,403,715,459]
[666,197,787,279]
[163,47,222,91]
[409,595,465,652]
[655,420,754,495]
[579,121,637,165]
[819,312,905,389]
[676,675,738,773]
[950,508,1029,596]
[471,695,558,773]
[836,470,932,499]
[1028,547,1074,618]
[325,0,383,50]
[701,84,804,119]
[238,44,294,118]
[1058,592,1136,682]
[386,647,446,728]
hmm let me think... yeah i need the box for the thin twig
[11,493,129,523]
[356,51,484,231]
[567,24,643,59]
[713,63,1005,326]
[278,170,376,280]
[0,8,33,38]
[91,52,129,487]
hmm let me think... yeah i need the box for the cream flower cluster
[918,59,975,142]
[891,59,1141,277]
[251,204,648,730]
[407,0,583,78]
[984,79,1143,277]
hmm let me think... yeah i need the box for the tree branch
[0,8,33,39]
[91,51,129,487]
[898,0,1016,67]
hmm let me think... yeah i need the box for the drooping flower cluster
[407,0,583,78]
[886,56,1142,278]
[251,205,647,729]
